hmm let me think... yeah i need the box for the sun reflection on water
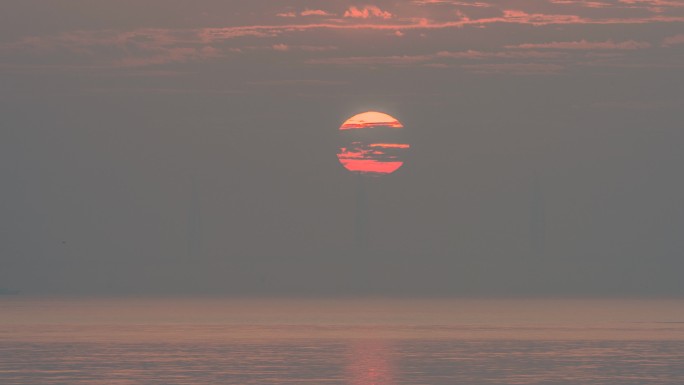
[348,341,394,385]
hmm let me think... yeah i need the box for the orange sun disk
[337,111,409,175]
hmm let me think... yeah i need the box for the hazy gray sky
[1,0,683,296]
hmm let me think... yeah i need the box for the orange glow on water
[337,111,409,176]
[348,341,394,385]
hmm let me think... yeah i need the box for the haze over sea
[1,297,683,384]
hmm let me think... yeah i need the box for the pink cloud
[309,54,431,66]
[309,49,565,66]
[550,0,612,8]
[413,0,492,6]
[6,1,684,73]
[454,10,471,21]
[301,9,335,17]
[270,44,337,52]
[267,44,337,52]
[495,9,585,25]
[3,29,227,68]
[507,39,651,50]
[461,63,565,74]
[198,28,276,41]
[662,34,684,46]
[436,50,565,58]
[194,12,684,41]
[12,10,684,60]
[299,45,338,51]
[618,0,684,7]
[344,6,393,19]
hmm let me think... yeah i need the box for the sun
[340,111,404,130]
[337,111,409,176]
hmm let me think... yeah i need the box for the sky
[1,0,683,296]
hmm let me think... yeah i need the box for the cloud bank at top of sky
[0,0,682,75]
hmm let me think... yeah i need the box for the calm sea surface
[1,298,683,384]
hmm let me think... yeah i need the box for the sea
[1,297,683,384]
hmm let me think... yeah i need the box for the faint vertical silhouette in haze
[355,175,369,251]
[187,174,202,261]
[529,173,546,261]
